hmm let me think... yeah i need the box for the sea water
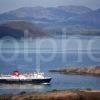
[0,36,100,94]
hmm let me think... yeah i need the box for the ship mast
[36,52,40,72]
[36,38,41,73]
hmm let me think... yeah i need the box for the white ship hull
[0,71,52,84]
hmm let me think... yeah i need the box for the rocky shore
[0,89,100,100]
[49,66,100,76]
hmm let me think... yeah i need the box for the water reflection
[0,84,51,94]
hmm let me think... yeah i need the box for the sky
[0,0,100,13]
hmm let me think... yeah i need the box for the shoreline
[49,66,100,76]
[0,89,100,100]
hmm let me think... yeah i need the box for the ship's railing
[0,72,46,79]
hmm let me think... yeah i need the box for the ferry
[0,71,52,84]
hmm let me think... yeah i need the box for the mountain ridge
[0,21,48,39]
[0,5,100,36]
[0,5,93,21]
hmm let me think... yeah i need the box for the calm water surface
[0,36,100,94]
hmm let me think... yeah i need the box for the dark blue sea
[0,36,100,94]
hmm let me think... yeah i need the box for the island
[49,66,100,76]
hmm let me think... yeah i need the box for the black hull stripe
[0,78,51,84]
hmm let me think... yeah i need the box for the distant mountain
[0,5,100,36]
[58,5,92,14]
[66,8,100,27]
[0,5,92,21]
[0,7,67,20]
[0,21,48,39]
